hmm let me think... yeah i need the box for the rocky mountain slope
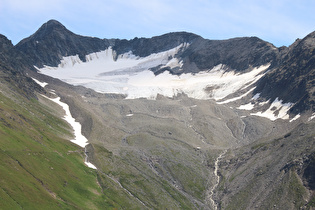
[0,19,314,209]
[217,122,315,209]
[0,35,42,98]
[255,31,315,114]
[0,34,149,209]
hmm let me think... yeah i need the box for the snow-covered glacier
[39,44,270,100]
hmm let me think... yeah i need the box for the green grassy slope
[0,86,144,209]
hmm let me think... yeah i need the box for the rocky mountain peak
[35,19,69,39]
[17,19,71,45]
[255,30,315,114]
[15,20,110,68]
[0,34,14,51]
[39,19,67,31]
[295,31,315,50]
[45,19,66,28]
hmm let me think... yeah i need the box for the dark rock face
[303,153,315,190]
[0,35,35,72]
[255,31,315,114]
[15,20,111,68]
[15,20,278,73]
[0,35,43,98]
[0,34,13,50]
[112,32,201,58]
[16,20,202,68]
[180,36,279,73]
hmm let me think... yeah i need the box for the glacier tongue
[39,45,270,100]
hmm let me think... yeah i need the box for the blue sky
[1,0,314,47]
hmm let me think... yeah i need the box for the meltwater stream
[208,150,226,210]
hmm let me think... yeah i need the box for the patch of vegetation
[225,180,255,210]
[250,142,268,150]
[165,161,206,200]
[260,169,307,209]
[0,92,143,209]
[92,136,200,209]
[307,193,315,208]
[289,170,307,209]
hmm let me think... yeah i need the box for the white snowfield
[250,97,294,121]
[38,44,269,101]
[308,113,315,122]
[32,78,48,88]
[38,44,299,121]
[234,94,300,122]
[40,92,97,170]
[48,96,89,148]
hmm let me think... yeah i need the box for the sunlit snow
[289,114,301,122]
[237,102,255,110]
[38,45,270,101]
[32,77,48,87]
[308,113,315,122]
[252,93,261,100]
[41,93,97,169]
[43,95,89,148]
[217,87,255,104]
[251,98,293,121]
[84,162,97,169]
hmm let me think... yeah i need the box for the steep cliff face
[180,36,279,73]
[255,31,315,114]
[112,31,201,57]
[0,35,43,98]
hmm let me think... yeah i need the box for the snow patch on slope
[237,102,255,110]
[308,113,315,122]
[234,92,299,122]
[41,92,97,169]
[32,77,48,87]
[289,114,301,122]
[217,87,255,104]
[251,98,293,121]
[44,95,89,148]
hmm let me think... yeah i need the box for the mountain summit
[16,20,111,67]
